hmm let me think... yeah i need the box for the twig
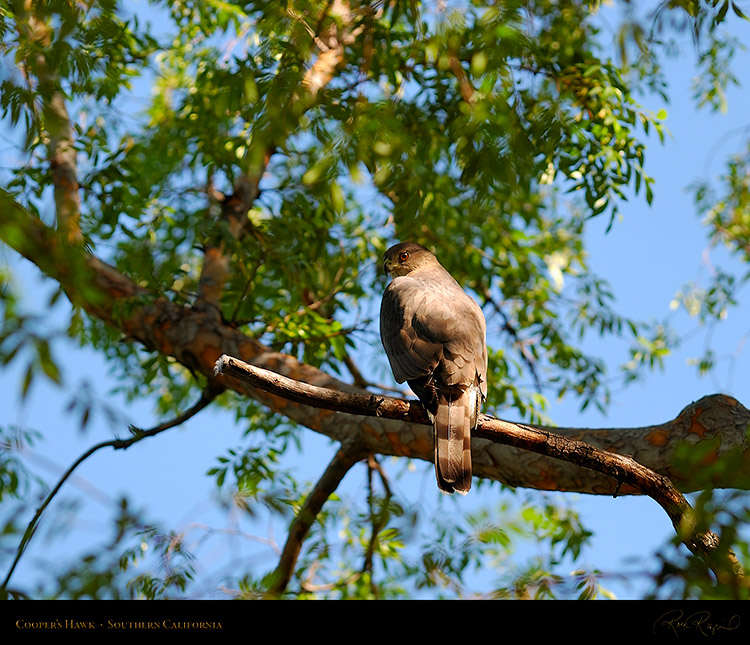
[342,351,404,394]
[480,284,544,394]
[0,386,220,594]
[363,454,391,596]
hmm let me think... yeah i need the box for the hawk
[380,242,487,494]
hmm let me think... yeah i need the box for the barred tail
[433,387,477,495]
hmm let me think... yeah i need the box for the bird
[379,242,487,494]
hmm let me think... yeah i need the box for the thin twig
[342,351,405,394]
[479,284,544,394]
[363,454,391,597]
[0,386,220,593]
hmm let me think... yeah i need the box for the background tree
[1,0,749,599]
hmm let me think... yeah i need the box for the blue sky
[1,3,750,599]
[546,6,750,597]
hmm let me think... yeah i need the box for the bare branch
[215,354,424,421]
[0,387,220,594]
[4,199,750,497]
[342,351,404,394]
[479,284,544,393]
[363,454,391,595]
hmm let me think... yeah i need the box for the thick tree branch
[2,192,748,588]
[17,2,82,243]
[215,355,745,586]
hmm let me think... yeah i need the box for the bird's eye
[399,251,409,262]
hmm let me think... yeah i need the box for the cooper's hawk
[380,242,487,494]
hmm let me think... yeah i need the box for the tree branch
[17,2,82,243]
[265,437,365,598]
[214,354,745,587]
[449,54,475,105]
[194,0,361,317]
[0,387,220,595]
[363,454,391,596]
[3,197,750,497]
[479,283,544,393]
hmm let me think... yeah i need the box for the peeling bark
[213,355,745,581]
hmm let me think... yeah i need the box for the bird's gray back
[380,266,487,395]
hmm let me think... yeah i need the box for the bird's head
[383,242,438,277]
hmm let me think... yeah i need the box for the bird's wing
[411,270,487,396]
[379,276,443,383]
[381,270,487,392]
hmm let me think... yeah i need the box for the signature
[653,610,741,638]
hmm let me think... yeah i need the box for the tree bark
[214,355,745,583]
[16,2,82,243]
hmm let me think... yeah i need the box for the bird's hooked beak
[383,257,392,276]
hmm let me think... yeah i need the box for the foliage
[1,0,749,599]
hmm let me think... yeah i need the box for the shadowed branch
[265,437,366,598]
